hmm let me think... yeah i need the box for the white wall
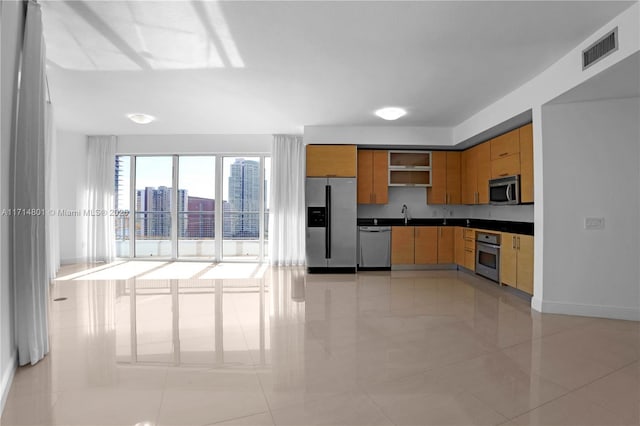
[117,134,272,154]
[303,125,452,147]
[0,0,25,413]
[358,187,464,219]
[540,97,640,320]
[358,187,534,222]
[56,131,88,263]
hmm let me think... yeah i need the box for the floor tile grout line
[154,367,170,426]
[495,358,640,422]
[204,410,273,426]
[357,382,400,426]
[229,287,277,425]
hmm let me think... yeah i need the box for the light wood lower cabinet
[500,233,534,295]
[454,227,476,270]
[454,227,465,266]
[437,227,455,264]
[391,226,415,265]
[392,226,455,266]
[415,227,438,264]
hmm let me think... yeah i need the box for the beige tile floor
[1,262,638,426]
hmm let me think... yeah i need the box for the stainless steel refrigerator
[305,177,357,272]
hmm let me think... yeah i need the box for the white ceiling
[42,1,636,135]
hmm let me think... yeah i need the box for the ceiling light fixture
[375,107,407,121]
[127,113,156,124]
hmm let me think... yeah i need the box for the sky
[117,155,270,210]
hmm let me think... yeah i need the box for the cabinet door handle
[517,236,520,250]
[499,152,508,157]
[512,236,516,249]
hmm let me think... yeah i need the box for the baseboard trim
[539,300,639,321]
[1,351,17,416]
[531,297,543,312]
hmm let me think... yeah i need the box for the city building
[228,158,260,238]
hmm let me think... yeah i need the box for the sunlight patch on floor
[137,262,213,280]
[70,261,168,280]
[199,263,267,279]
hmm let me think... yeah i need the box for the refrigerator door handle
[325,184,331,259]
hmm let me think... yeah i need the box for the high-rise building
[135,186,187,238]
[228,159,260,238]
[185,196,214,238]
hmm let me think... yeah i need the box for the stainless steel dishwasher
[358,226,391,268]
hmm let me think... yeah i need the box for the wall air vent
[582,28,618,70]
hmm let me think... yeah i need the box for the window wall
[115,154,270,261]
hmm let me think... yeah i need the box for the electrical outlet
[584,217,605,230]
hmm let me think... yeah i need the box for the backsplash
[357,186,534,222]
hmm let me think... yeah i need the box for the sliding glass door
[115,154,269,261]
[134,156,173,258]
[222,157,261,260]
[178,156,216,259]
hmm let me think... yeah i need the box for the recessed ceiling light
[375,107,407,121]
[127,113,156,124]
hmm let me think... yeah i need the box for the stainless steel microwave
[489,175,520,205]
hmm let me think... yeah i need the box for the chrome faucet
[401,204,409,225]
[441,206,448,225]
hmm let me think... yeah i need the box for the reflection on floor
[2,263,638,425]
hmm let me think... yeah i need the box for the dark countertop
[357,218,534,236]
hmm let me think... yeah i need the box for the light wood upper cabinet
[415,227,438,264]
[437,226,455,264]
[446,152,461,204]
[519,123,534,203]
[490,128,526,179]
[357,150,388,204]
[428,151,461,205]
[491,153,520,178]
[306,145,357,177]
[461,148,477,204]
[476,142,491,204]
[490,129,520,161]
[391,226,415,265]
[388,151,432,187]
[427,151,447,204]
[461,142,490,205]
[500,232,534,295]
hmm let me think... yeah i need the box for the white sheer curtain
[45,103,59,279]
[85,136,116,264]
[13,0,49,366]
[269,135,306,266]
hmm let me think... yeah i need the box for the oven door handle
[477,242,501,249]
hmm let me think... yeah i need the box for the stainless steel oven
[476,232,500,282]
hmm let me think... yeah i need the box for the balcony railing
[116,210,269,258]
